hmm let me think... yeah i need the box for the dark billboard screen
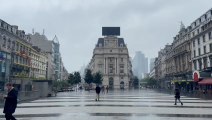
[102,27,120,36]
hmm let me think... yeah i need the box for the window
[120,64,124,69]
[197,38,200,44]
[109,64,114,73]
[3,36,6,47]
[120,69,124,74]
[120,43,123,47]
[210,56,212,67]
[203,35,205,42]
[198,59,202,70]
[204,46,206,54]
[193,60,197,70]
[197,29,199,34]
[109,58,112,62]
[193,40,195,47]
[20,45,23,51]
[16,43,19,51]
[209,32,212,40]
[1,22,3,27]
[16,56,19,63]
[203,57,207,68]
[98,64,103,68]
[99,43,102,47]
[192,32,195,37]
[7,39,11,49]
[198,48,201,56]
[210,44,212,52]
[109,69,113,73]
[194,50,196,57]
[12,41,15,50]
[121,58,123,62]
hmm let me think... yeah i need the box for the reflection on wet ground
[0,89,212,120]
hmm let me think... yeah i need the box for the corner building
[88,27,133,89]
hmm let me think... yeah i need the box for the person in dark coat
[3,83,18,120]
[95,85,101,101]
[106,85,109,93]
[174,88,183,106]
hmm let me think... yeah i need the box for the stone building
[88,27,133,89]
[155,45,171,88]
[29,33,66,81]
[0,19,32,91]
[191,9,212,72]
[164,23,192,89]
[29,46,47,80]
[155,8,212,90]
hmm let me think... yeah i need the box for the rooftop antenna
[180,21,185,31]
[43,29,45,35]
[32,28,35,34]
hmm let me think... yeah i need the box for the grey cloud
[0,0,211,72]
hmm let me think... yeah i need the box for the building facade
[29,46,47,80]
[29,33,66,81]
[155,8,212,91]
[88,27,133,89]
[0,19,32,91]
[191,9,212,72]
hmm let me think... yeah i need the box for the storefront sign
[193,71,200,82]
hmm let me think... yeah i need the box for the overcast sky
[0,0,211,73]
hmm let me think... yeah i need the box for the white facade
[88,35,133,89]
[30,47,47,79]
[191,9,212,71]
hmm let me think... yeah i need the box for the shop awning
[198,78,212,85]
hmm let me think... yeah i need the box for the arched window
[3,36,6,47]
[7,38,11,49]
[109,77,114,89]
[120,43,123,47]
[120,81,124,89]
[99,43,102,47]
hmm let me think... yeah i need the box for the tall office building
[88,27,133,89]
[132,51,148,79]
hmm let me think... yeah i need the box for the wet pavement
[1,89,212,120]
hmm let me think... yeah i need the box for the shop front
[198,78,212,93]
[0,51,11,91]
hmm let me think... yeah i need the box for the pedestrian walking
[95,85,101,101]
[101,85,105,94]
[106,85,109,93]
[3,83,18,120]
[174,88,183,106]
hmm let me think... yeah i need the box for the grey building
[132,51,148,79]
[88,27,133,89]
[0,19,32,91]
[29,33,64,81]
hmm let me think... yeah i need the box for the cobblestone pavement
[1,89,212,120]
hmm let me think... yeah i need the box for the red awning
[198,78,212,85]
